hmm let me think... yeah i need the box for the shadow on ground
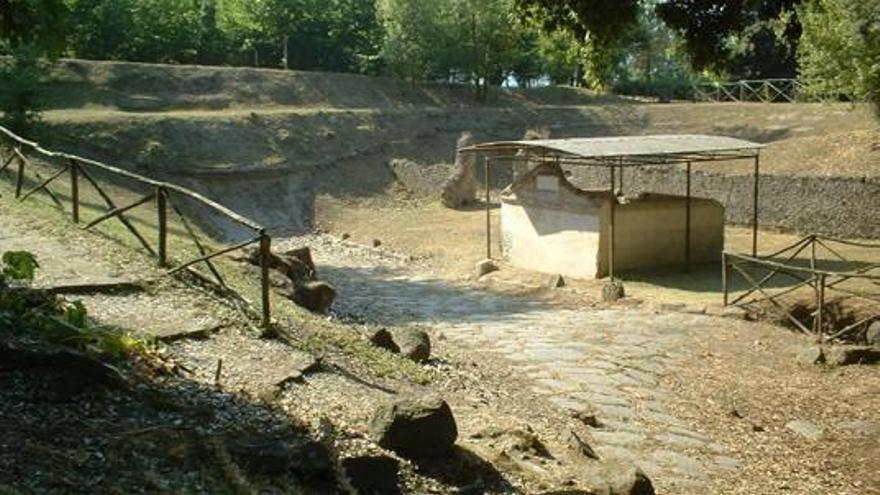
[321,264,555,326]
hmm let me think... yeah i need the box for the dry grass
[665,320,880,494]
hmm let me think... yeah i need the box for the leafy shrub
[612,75,699,101]
[1,251,39,283]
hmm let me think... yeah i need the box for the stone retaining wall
[564,167,880,239]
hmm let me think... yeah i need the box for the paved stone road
[308,240,739,493]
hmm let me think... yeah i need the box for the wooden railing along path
[691,78,834,104]
[0,125,273,327]
[723,234,880,342]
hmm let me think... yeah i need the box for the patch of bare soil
[664,321,880,494]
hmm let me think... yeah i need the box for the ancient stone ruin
[440,132,478,208]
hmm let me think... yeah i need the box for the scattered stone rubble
[235,245,337,313]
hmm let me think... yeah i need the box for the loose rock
[369,328,400,354]
[797,345,825,365]
[785,419,825,440]
[475,259,499,278]
[390,327,431,362]
[548,274,566,288]
[602,280,625,302]
[589,457,655,495]
[369,395,458,459]
[293,281,337,313]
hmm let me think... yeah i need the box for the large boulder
[369,395,458,459]
[441,132,478,208]
[293,281,337,313]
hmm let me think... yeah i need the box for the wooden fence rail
[691,79,837,104]
[0,125,273,327]
[723,234,880,342]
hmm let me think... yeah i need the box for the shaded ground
[306,212,880,495]
[0,166,639,494]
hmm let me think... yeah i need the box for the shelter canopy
[460,134,762,167]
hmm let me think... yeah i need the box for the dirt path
[286,235,744,493]
[0,207,227,341]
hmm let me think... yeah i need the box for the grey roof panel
[461,134,762,163]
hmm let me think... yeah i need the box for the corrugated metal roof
[461,134,762,163]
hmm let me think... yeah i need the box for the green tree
[536,29,581,85]
[376,0,448,81]
[655,0,802,78]
[516,0,640,88]
[0,0,69,133]
[219,0,380,72]
[123,0,204,63]
[797,0,880,111]
[449,0,527,99]
[67,0,134,60]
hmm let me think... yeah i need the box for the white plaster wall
[501,202,601,279]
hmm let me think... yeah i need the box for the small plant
[0,250,39,286]
[0,251,155,362]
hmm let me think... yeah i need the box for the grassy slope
[30,59,879,185]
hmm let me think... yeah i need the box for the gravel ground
[664,323,880,494]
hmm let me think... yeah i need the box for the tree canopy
[797,0,880,109]
[0,0,877,112]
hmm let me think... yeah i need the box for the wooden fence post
[722,252,729,306]
[157,187,167,266]
[816,273,826,342]
[70,159,80,224]
[259,230,272,327]
[14,152,24,198]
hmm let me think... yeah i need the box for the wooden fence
[723,234,880,342]
[692,79,822,103]
[0,125,273,327]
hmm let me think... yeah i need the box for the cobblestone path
[311,244,739,493]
